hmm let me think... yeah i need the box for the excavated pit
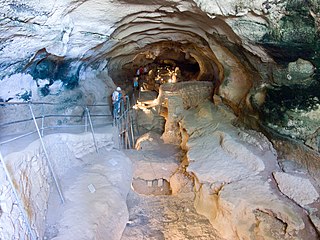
[132,178,172,195]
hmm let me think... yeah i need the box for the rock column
[162,95,183,144]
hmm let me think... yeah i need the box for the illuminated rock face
[0,1,320,239]
[180,101,319,240]
[1,1,319,151]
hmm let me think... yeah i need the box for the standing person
[112,87,122,117]
[174,66,181,82]
[139,66,144,76]
[133,76,139,91]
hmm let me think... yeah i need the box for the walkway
[121,191,220,240]
[120,130,220,240]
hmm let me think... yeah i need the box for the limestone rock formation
[180,101,319,239]
[273,172,319,206]
[0,0,319,153]
[1,0,320,239]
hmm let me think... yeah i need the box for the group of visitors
[111,64,181,118]
[111,66,146,118]
[133,65,148,91]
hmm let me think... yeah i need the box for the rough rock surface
[273,172,319,206]
[126,133,181,189]
[46,149,132,240]
[121,191,223,240]
[1,0,319,153]
[180,101,319,239]
[0,126,124,240]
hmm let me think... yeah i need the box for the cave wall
[178,101,319,239]
[0,0,319,177]
[1,143,50,240]
[0,1,320,239]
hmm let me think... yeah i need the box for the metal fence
[0,101,113,240]
[0,102,112,145]
[113,95,136,149]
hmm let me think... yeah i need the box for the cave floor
[43,133,220,240]
[121,190,220,240]
[121,133,221,240]
[44,145,132,240]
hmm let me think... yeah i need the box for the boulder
[273,172,319,206]
[287,58,315,84]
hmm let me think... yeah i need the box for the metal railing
[0,102,112,145]
[113,95,136,149]
[0,100,113,240]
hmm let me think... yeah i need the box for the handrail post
[0,150,38,240]
[41,116,45,137]
[113,104,116,127]
[28,104,65,204]
[41,103,45,137]
[84,108,88,132]
[85,107,99,153]
[130,113,135,147]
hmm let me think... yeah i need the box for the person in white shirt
[112,87,122,117]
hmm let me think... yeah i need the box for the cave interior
[0,0,320,239]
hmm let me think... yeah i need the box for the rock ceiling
[0,0,319,150]
[0,0,276,80]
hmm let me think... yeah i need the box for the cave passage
[1,1,320,239]
[106,41,222,97]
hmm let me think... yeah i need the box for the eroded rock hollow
[0,0,320,239]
